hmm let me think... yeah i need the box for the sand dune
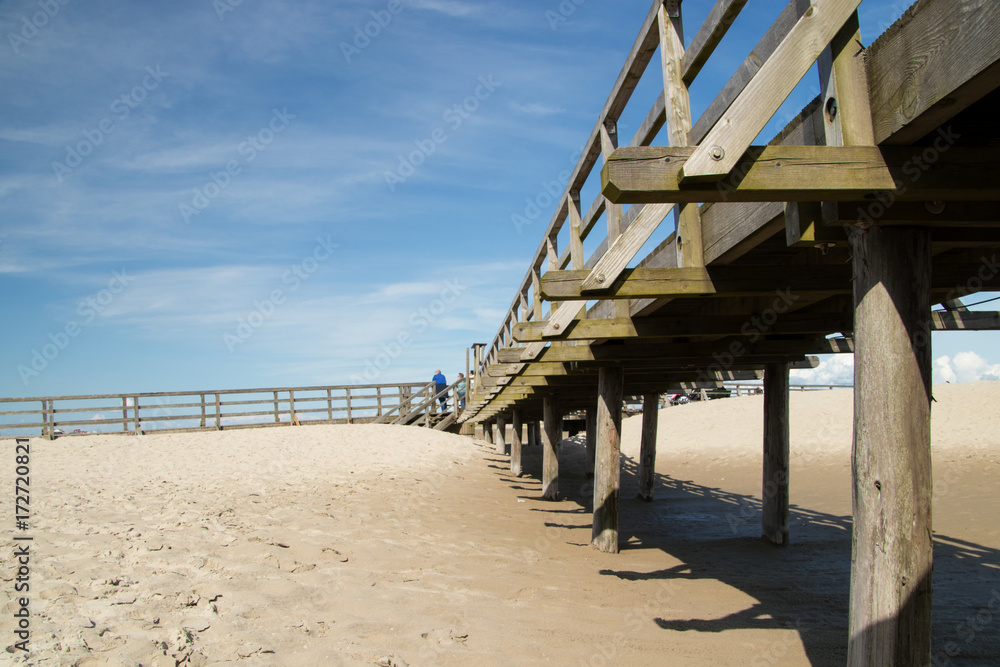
[2,384,998,665]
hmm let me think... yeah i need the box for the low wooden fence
[0,382,433,439]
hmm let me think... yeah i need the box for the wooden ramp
[459,0,1000,663]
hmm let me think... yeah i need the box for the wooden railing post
[132,396,141,435]
[289,390,296,425]
[377,387,383,417]
[345,388,352,423]
[215,393,222,430]
[202,393,208,428]
[327,389,333,421]
[121,396,128,433]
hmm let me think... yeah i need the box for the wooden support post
[202,393,208,428]
[132,396,140,435]
[848,225,933,665]
[511,409,523,478]
[495,413,507,455]
[585,407,597,478]
[45,399,54,440]
[346,388,352,424]
[121,397,128,433]
[542,396,561,500]
[637,393,659,502]
[377,387,383,417]
[327,389,333,421]
[527,420,538,448]
[592,366,624,553]
[484,419,494,445]
[762,362,790,545]
[215,393,222,430]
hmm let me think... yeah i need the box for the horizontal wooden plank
[681,0,750,85]
[604,145,1000,204]
[541,265,852,300]
[497,337,853,364]
[514,312,853,342]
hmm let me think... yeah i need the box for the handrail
[1,382,432,439]
[475,0,755,382]
[390,379,462,427]
[373,382,436,424]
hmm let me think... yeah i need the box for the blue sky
[1,0,996,398]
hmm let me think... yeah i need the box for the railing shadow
[499,435,1000,666]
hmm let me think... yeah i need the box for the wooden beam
[762,362,790,545]
[681,0,749,85]
[497,337,854,364]
[690,0,812,146]
[514,312,853,343]
[866,0,1000,145]
[606,145,1000,205]
[847,226,933,665]
[682,0,863,182]
[542,265,851,300]
[592,366,624,554]
[637,393,659,502]
[542,396,561,501]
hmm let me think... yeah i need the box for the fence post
[289,390,296,425]
[346,388,352,424]
[377,387,383,417]
[215,393,222,430]
[201,393,207,428]
[132,396,141,435]
[273,391,279,424]
[121,396,129,433]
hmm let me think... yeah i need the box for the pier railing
[0,382,432,439]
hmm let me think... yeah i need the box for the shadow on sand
[482,436,1000,666]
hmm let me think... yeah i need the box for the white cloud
[790,354,854,386]
[934,352,1000,384]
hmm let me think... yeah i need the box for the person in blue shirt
[433,370,447,410]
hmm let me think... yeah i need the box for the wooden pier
[459,0,1000,663]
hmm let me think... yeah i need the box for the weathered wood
[637,393,658,502]
[848,225,933,665]
[683,0,863,182]
[585,406,597,478]
[542,265,852,300]
[483,418,494,445]
[690,0,812,146]
[681,0,749,85]
[515,312,853,342]
[511,409,523,478]
[762,362,791,545]
[580,202,675,292]
[605,145,897,204]
[867,0,1000,145]
[495,413,507,455]
[592,366,624,553]
[498,337,854,365]
[542,396,561,500]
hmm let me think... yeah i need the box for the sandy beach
[2,382,999,665]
